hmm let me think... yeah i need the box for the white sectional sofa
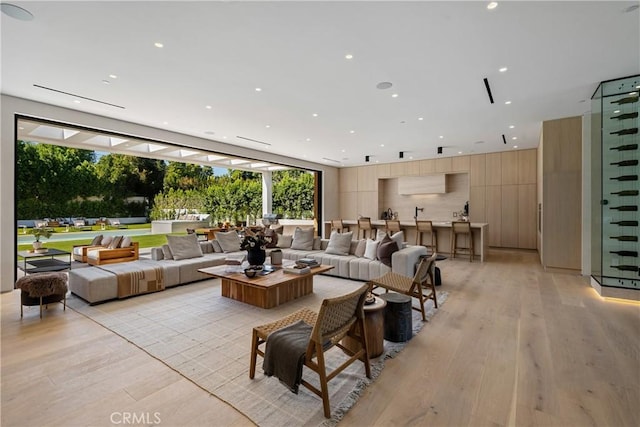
[69,231,427,304]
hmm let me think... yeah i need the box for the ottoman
[69,267,118,304]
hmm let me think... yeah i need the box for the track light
[502,134,507,144]
[365,155,370,162]
[437,146,443,155]
[399,151,404,159]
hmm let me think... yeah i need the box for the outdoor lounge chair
[108,219,127,229]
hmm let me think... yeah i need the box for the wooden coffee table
[198,264,334,309]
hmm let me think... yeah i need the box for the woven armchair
[249,284,371,418]
[368,252,438,321]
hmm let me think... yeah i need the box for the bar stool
[330,219,349,233]
[415,219,437,254]
[450,221,474,262]
[385,219,403,240]
[358,217,374,240]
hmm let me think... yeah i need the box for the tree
[163,162,212,191]
[272,170,314,218]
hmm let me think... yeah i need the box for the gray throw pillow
[90,235,103,246]
[325,231,353,256]
[166,234,203,260]
[276,235,293,248]
[121,236,132,248]
[214,231,241,253]
[291,227,314,250]
[101,236,113,246]
[162,244,173,260]
[108,235,123,249]
[211,240,223,253]
[354,239,366,257]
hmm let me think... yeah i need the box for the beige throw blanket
[98,262,165,298]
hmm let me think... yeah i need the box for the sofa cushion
[214,231,241,253]
[364,239,380,260]
[199,241,214,254]
[121,236,132,248]
[313,236,322,250]
[161,244,173,260]
[90,235,103,246]
[354,239,366,257]
[377,234,399,267]
[291,227,314,250]
[325,231,353,256]
[101,235,113,246]
[211,240,223,253]
[109,235,123,249]
[277,234,293,248]
[166,234,203,260]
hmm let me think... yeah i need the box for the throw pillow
[101,236,113,246]
[162,244,173,260]
[364,239,380,260]
[276,235,293,248]
[90,235,103,246]
[390,231,404,249]
[264,228,279,248]
[108,235,123,249]
[375,229,388,241]
[121,236,132,248]
[313,236,322,250]
[325,231,353,256]
[199,241,213,254]
[291,227,314,250]
[166,234,203,260]
[211,240,223,253]
[270,224,284,235]
[377,234,399,267]
[354,239,366,257]
[214,231,241,253]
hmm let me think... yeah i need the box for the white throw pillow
[101,236,113,246]
[291,227,314,250]
[364,239,380,260]
[325,231,353,256]
[166,234,203,260]
[390,231,404,249]
[375,229,387,241]
[214,231,241,253]
[121,236,132,248]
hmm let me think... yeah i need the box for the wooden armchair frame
[249,284,371,418]
[87,242,139,266]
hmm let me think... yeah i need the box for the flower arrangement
[240,230,272,251]
[32,227,53,242]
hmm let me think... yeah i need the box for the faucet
[415,206,424,219]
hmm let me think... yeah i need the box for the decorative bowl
[244,268,258,278]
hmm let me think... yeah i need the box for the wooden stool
[358,217,374,240]
[385,219,403,240]
[415,220,437,254]
[330,219,349,233]
[450,221,474,262]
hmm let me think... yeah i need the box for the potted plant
[31,228,52,251]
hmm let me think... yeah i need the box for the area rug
[67,276,447,426]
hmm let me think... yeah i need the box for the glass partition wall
[591,75,640,293]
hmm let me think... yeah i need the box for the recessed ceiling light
[341,149,346,153]
[345,54,353,60]
[306,138,311,142]
[487,2,498,10]
[505,100,512,105]
[509,125,515,129]
[409,156,413,160]
[499,67,508,72]
[512,136,517,140]
[380,144,385,147]
[73,99,81,104]
[222,136,228,139]
[439,135,444,139]
[312,113,318,117]
[265,124,271,128]
[418,117,424,121]
[349,130,355,134]
[255,87,262,92]
[458,151,463,154]
[1,3,34,21]
[154,42,164,48]
[205,105,212,109]
[391,93,399,98]
[109,74,117,79]
[614,110,621,114]
[513,145,518,149]
[376,82,393,90]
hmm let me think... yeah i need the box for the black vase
[247,248,266,267]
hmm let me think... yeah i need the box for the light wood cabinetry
[337,148,538,251]
[398,175,446,194]
[540,116,582,270]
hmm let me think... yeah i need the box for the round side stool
[379,293,412,342]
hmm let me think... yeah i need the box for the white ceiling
[2,1,639,167]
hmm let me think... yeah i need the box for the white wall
[1,95,339,292]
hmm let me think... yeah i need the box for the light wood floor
[2,249,638,426]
